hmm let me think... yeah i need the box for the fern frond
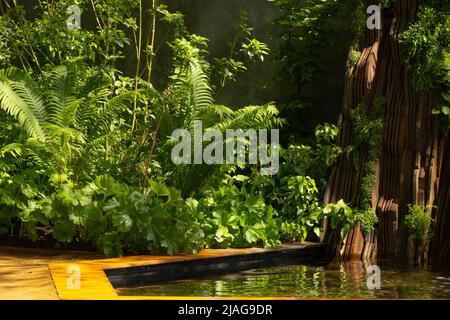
[53,98,84,129]
[0,69,47,141]
[215,103,285,132]
[46,65,78,126]
[0,143,23,158]
[172,61,214,124]
[45,124,86,145]
[189,61,214,111]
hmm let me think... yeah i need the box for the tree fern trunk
[431,136,450,272]
[323,0,449,268]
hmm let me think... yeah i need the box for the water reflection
[117,261,450,299]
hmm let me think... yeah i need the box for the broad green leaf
[313,227,321,237]
[53,221,75,242]
[149,180,170,197]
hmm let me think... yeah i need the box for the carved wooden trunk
[322,0,449,270]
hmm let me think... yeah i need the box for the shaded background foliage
[11,0,353,144]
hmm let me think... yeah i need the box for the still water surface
[117,263,450,299]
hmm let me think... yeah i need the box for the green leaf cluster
[405,204,433,246]
[192,185,281,249]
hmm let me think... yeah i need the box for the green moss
[347,50,361,68]
[342,98,386,235]
[355,208,378,234]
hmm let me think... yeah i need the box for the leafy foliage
[0,0,408,259]
[405,204,433,246]
[401,2,450,129]
[151,38,284,197]
[23,176,204,257]
[401,4,450,91]
[0,0,138,70]
[323,200,356,240]
[268,0,352,87]
[0,1,286,257]
[276,176,324,242]
[211,10,270,90]
[192,185,280,249]
[275,123,341,195]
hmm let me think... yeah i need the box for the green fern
[0,69,47,141]
[156,56,284,196]
[0,65,132,179]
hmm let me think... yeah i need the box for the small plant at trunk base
[323,200,356,240]
[405,204,434,247]
[323,200,378,247]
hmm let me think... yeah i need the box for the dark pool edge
[106,243,327,289]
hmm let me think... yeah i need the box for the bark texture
[323,0,449,270]
[431,137,450,272]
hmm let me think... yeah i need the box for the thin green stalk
[90,0,103,30]
[146,0,157,84]
[143,0,158,126]
[131,0,143,133]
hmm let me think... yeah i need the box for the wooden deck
[0,246,100,300]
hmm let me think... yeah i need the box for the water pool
[116,262,450,299]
